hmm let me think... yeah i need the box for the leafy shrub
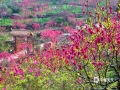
[0,34,10,52]
[55,17,65,23]
[7,3,20,13]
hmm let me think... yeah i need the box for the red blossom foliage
[0,52,11,59]
[21,0,30,7]
[41,30,62,42]
[13,22,26,29]
[32,23,41,30]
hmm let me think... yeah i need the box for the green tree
[0,34,10,52]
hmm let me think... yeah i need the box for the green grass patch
[0,18,12,26]
[69,6,81,13]
[34,18,51,24]
[46,5,82,15]
[46,10,57,14]
[61,5,72,10]
[46,5,73,15]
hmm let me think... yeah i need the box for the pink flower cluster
[92,62,103,70]
[13,22,26,29]
[0,52,11,59]
[41,30,62,42]
[32,23,41,30]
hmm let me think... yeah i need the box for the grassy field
[34,18,51,25]
[0,18,12,26]
[69,6,81,13]
[46,5,82,15]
